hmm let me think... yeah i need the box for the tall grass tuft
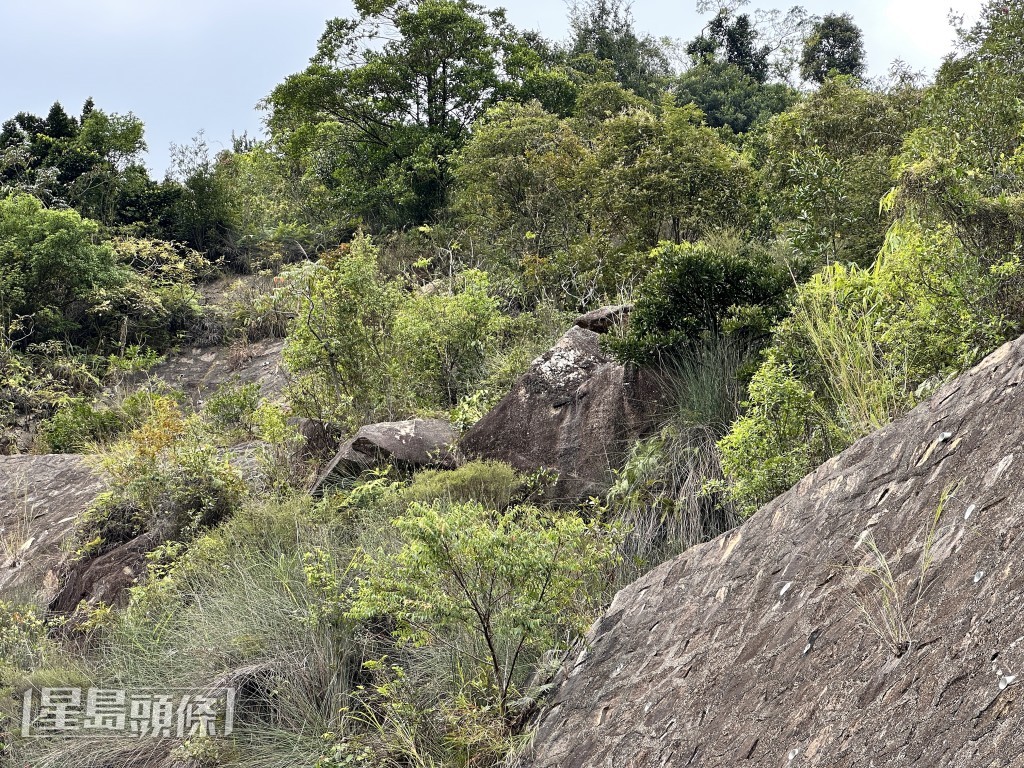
[606,335,750,578]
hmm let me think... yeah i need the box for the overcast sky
[0,0,984,177]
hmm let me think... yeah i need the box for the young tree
[348,499,620,718]
[799,13,866,84]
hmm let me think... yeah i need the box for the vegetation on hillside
[4,1,1024,765]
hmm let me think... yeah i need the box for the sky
[0,0,985,178]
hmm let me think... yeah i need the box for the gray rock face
[574,304,633,334]
[312,418,460,493]
[0,454,104,601]
[460,326,662,500]
[525,336,1024,767]
[114,337,287,406]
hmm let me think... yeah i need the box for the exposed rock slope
[0,454,104,600]
[116,337,287,406]
[527,337,1024,767]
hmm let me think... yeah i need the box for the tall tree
[799,13,866,84]
[568,0,671,100]
[266,0,527,230]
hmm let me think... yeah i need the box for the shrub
[348,499,621,719]
[0,193,125,344]
[285,235,510,429]
[610,237,791,365]
[717,352,840,516]
[392,270,504,408]
[38,399,125,453]
[282,237,406,429]
[203,380,262,438]
[402,461,524,511]
[0,600,47,671]
[86,397,247,547]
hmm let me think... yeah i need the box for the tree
[673,60,796,134]
[348,498,620,718]
[266,0,527,230]
[567,0,671,101]
[610,238,790,365]
[0,193,125,343]
[748,76,918,267]
[0,100,167,232]
[166,134,239,263]
[687,9,770,83]
[799,13,866,84]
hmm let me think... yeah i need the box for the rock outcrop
[114,337,288,407]
[49,533,157,615]
[526,336,1024,767]
[312,418,460,493]
[460,325,662,500]
[0,454,104,601]
[574,303,632,334]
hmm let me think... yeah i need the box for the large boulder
[0,454,104,601]
[574,303,632,334]
[460,326,662,500]
[526,336,1024,767]
[311,418,460,493]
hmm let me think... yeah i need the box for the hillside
[3,1,1024,767]
[526,335,1024,767]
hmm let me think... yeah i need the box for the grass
[0,472,34,566]
[10,496,361,768]
[794,273,912,442]
[607,335,749,577]
[847,483,956,657]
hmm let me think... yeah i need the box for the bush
[38,389,172,454]
[348,499,621,719]
[38,400,125,453]
[0,193,125,344]
[610,237,790,365]
[402,461,525,511]
[392,270,503,408]
[86,397,247,547]
[285,236,509,429]
[203,380,262,438]
[0,600,47,671]
[717,351,840,516]
[282,237,406,429]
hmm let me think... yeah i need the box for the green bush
[717,351,839,516]
[203,380,262,438]
[0,193,125,344]
[86,397,247,547]
[285,235,510,429]
[402,461,524,511]
[38,400,125,453]
[717,214,1023,515]
[348,499,621,719]
[393,269,503,408]
[0,601,47,672]
[611,236,791,365]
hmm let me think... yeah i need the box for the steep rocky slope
[526,336,1024,767]
[0,454,104,601]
